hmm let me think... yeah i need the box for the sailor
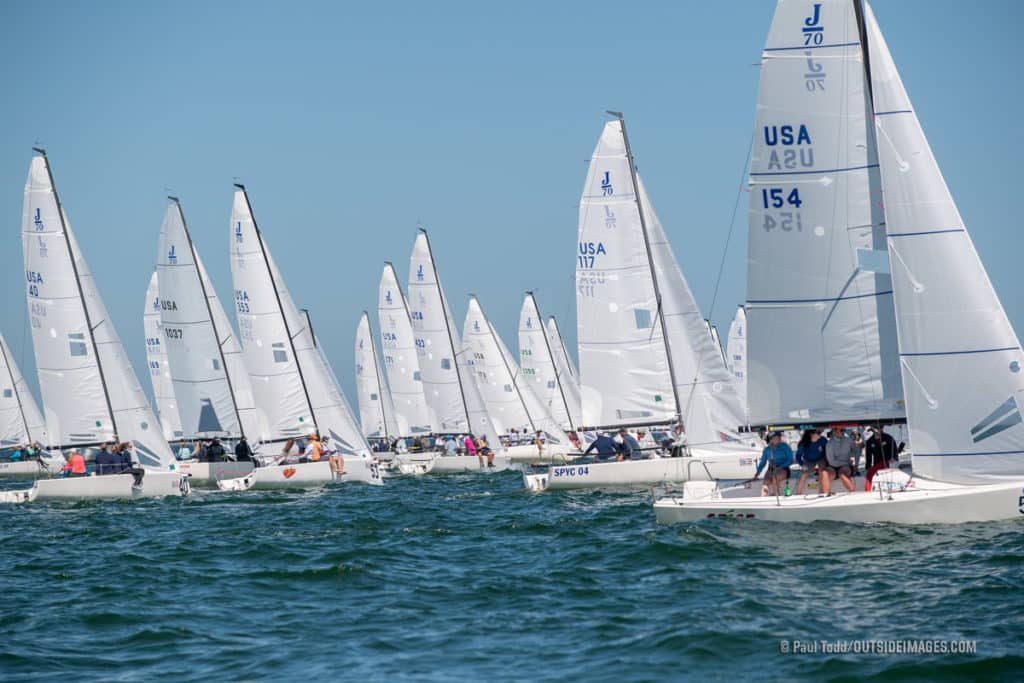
[864,424,902,490]
[821,427,857,495]
[464,435,477,457]
[303,433,323,462]
[323,435,346,475]
[793,429,827,494]
[618,428,642,461]
[95,442,117,475]
[583,432,622,462]
[61,450,86,476]
[206,437,227,462]
[235,436,254,463]
[444,435,458,456]
[9,444,22,461]
[754,431,793,496]
[533,430,546,458]
[477,435,494,468]
[670,423,688,457]
[394,437,409,455]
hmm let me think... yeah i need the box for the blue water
[1,472,1022,682]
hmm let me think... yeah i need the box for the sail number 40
[761,188,803,233]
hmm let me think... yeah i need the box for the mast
[0,336,33,444]
[34,148,119,441]
[172,196,245,438]
[549,315,576,381]
[420,228,472,430]
[530,294,576,433]
[385,261,416,327]
[853,0,876,108]
[604,113,683,418]
[363,310,392,442]
[477,295,535,434]
[235,184,319,435]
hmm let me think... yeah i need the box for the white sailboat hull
[0,460,47,477]
[524,449,758,492]
[505,444,578,465]
[394,452,514,474]
[653,476,1024,525]
[176,460,255,486]
[0,471,188,503]
[218,457,383,490]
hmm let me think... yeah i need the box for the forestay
[0,333,48,448]
[518,294,576,432]
[143,271,183,442]
[355,312,402,439]
[378,263,433,434]
[22,153,174,468]
[158,200,268,442]
[864,1,1024,483]
[746,0,903,427]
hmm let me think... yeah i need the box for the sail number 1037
[761,187,804,233]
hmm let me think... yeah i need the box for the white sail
[577,121,675,427]
[355,312,402,439]
[464,297,532,435]
[726,305,748,425]
[377,263,433,434]
[640,176,746,445]
[546,316,583,428]
[865,1,1024,483]
[0,333,48,447]
[407,231,501,444]
[231,188,369,455]
[158,200,255,440]
[23,153,174,468]
[302,310,373,457]
[709,325,724,366]
[230,189,314,439]
[746,0,904,427]
[143,271,183,442]
[518,294,575,431]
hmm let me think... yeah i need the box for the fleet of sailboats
[3,0,1022,526]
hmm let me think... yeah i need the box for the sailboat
[524,114,760,491]
[377,262,435,444]
[355,311,402,445]
[143,271,184,444]
[0,332,54,477]
[725,305,747,427]
[518,293,581,434]
[218,186,381,489]
[399,229,512,473]
[463,294,575,462]
[655,0,1024,524]
[1,151,186,503]
[155,197,267,485]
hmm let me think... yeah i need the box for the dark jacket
[235,440,254,462]
[865,432,899,469]
[584,435,622,461]
[95,449,117,475]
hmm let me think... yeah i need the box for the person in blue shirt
[754,431,794,496]
[617,429,643,461]
[94,443,118,475]
[583,432,623,462]
[794,429,827,494]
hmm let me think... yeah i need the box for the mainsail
[518,294,577,432]
[355,311,401,440]
[22,152,174,468]
[864,1,1024,483]
[407,230,501,445]
[577,118,745,444]
[157,198,267,442]
[377,263,433,434]
[0,333,48,448]
[746,0,904,427]
[143,271,183,442]
[230,186,368,456]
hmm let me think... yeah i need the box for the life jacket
[70,453,86,474]
[309,439,323,461]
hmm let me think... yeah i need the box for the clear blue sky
[1,1,1021,409]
